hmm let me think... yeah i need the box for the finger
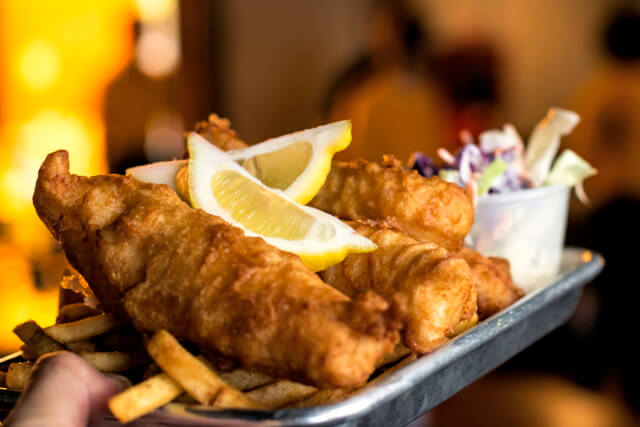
[4,352,126,427]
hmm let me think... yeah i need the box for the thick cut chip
[79,351,136,373]
[6,362,33,390]
[246,380,317,408]
[146,330,261,408]
[43,314,120,343]
[109,373,183,423]
[13,320,64,358]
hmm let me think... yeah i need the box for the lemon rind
[227,120,351,204]
[187,131,375,271]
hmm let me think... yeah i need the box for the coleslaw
[410,108,597,204]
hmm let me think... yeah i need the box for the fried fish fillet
[309,156,474,249]
[320,221,477,354]
[194,116,472,250]
[194,114,249,151]
[33,151,403,388]
[454,247,524,319]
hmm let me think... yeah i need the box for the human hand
[3,352,129,427]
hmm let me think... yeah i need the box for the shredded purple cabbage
[411,152,439,177]
[411,142,532,196]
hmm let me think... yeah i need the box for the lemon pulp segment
[211,170,335,240]
[239,141,313,190]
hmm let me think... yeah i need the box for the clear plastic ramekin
[467,185,570,293]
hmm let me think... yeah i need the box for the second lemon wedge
[187,132,376,271]
[228,120,351,204]
[127,120,351,204]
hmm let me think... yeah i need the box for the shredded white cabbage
[524,108,581,186]
[545,149,597,203]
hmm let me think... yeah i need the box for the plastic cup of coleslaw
[467,185,570,293]
[411,109,595,292]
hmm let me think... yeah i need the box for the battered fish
[455,247,524,319]
[194,116,473,250]
[309,156,474,249]
[194,114,249,151]
[33,151,402,388]
[320,220,477,354]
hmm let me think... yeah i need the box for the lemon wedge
[187,132,376,271]
[127,120,351,204]
[227,120,351,204]
[126,160,186,192]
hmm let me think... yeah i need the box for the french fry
[108,373,183,423]
[7,311,422,417]
[197,356,273,392]
[146,330,260,408]
[288,387,356,408]
[56,303,102,324]
[66,339,98,353]
[0,351,23,365]
[13,320,64,358]
[220,369,274,391]
[20,344,39,361]
[6,362,33,390]
[79,352,136,373]
[246,380,317,408]
[43,314,120,343]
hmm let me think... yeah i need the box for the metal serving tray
[0,248,603,426]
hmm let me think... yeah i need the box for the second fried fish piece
[194,114,249,151]
[194,115,472,250]
[454,247,524,319]
[320,221,477,354]
[33,151,402,389]
[309,156,474,249]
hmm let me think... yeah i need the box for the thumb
[4,352,127,427]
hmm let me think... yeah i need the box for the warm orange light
[134,0,177,22]
[581,251,593,263]
[0,110,105,213]
[0,246,58,352]
[18,40,61,91]
[0,0,133,257]
[0,1,134,350]
[136,29,180,78]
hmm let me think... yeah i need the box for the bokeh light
[0,246,58,351]
[136,29,181,78]
[0,0,134,351]
[144,109,184,162]
[18,40,61,91]
[133,0,177,23]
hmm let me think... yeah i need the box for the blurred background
[1,0,639,425]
